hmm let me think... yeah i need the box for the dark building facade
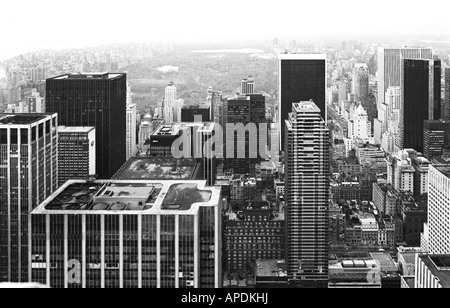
[424,120,450,159]
[46,73,127,179]
[445,68,450,120]
[181,106,211,122]
[279,54,326,149]
[400,59,441,152]
[224,209,285,273]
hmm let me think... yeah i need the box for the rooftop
[49,73,123,80]
[435,166,450,179]
[402,276,415,288]
[153,122,215,136]
[0,114,49,125]
[31,179,220,215]
[58,126,95,133]
[370,252,398,272]
[255,260,287,277]
[114,157,199,180]
[419,255,450,288]
[293,100,321,113]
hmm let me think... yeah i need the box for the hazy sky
[1,0,449,60]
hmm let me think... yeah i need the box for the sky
[0,0,449,60]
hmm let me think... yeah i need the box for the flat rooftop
[49,73,123,80]
[0,114,48,125]
[419,255,450,288]
[256,260,287,277]
[435,166,450,179]
[31,179,221,215]
[114,157,200,180]
[370,252,398,272]
[153,122,215,136]
[292,101,321,113]
[58,126,95,133]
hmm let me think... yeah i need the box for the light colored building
[347,104,371,140]
[285,101,329,286]
[58,126,96,186]
[164,82,184,123]
[328,259,381,288]
[428,165,450,254]
[415,254,450,288]
[0,113,58,283]
[30,179,222,288]
[377,47,433,107]
[126,103,137,160]
[138,114,153,152]
[387,150,415,193]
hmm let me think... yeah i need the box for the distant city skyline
[0,0,449,61]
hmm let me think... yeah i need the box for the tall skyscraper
[445,67,450,120]
[0,113,58,283]
[377,47,433,106]
[57,126,96,187]
[126,103,138,160]
[285,101,329,287]
[399,59,441,152]
[164,82,184,123]
[428,165,450,254]
[241,76,254,94]
[30,179,222,288]
[279,54,327,149]
[352,63,369,101]
[46,73,127,179]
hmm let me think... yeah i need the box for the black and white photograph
[1,0,450,296]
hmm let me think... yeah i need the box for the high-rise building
[30,179,222,288]
[57,126,96,187]
[46,73,127,179]
[423,120,450,160]
[279,54,327,149]
[126,103,138,160]
[415,254,450,288]
[285,101,329,287]
[386,150,416,194]
[337,80,348,103]
[164,82,184,123]
[444,68,450,120]
[347,104,372,141]
[377,47,433,107]
[241,76,254,94]
[0,113,58,283]
[352,63,369,101]
[181,106,211,122]
[428,165,450,254]
[138,114,153,153]
[399,59,441,152]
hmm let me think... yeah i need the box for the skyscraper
[285,101,329,287]
[241,76,254,94]
[423,120,450,159]
[164,82,184,123]
[30,179,222,288]
[126,103,138,160]
[57,126,96,187]
[445,67,450,120]
[377,47,433,106]
[46,73,127,179]
[428,165,450,254]
[352,63,369,101]
[399,59,441,152]
[279,54,327,149]
[0,113,58,283]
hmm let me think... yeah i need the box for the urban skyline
[1,1,450,293]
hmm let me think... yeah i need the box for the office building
[444,68,450,120]
[164,82,184,123]
[241,76,254,94]
[224,207,285,273]
[285,101,329,287]
[428,165,450,254]
[423,120,450,160]
[415,254,450,288]
[352,63,369,101]
[46,73,127,179]
[181,106,211,122]
[399,59,441,152]
[58,126,96,186]
[0,114,58,283]
[377,47,433,107]
[30,179,222,288]
[126,103,138,160]
[279,54,326,149]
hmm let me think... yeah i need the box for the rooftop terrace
[0,114,48,125]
